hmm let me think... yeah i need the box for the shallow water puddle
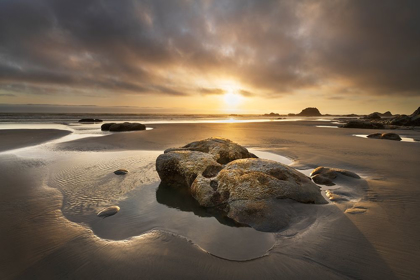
[316,125,339,128]
[46,150,276,261]
[248,149,293,165]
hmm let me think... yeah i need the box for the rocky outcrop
[387,107,420,126]
[263,112,280,117]
[101,122,146,132]
[342,121,384,129]
[101,123,116,131]
[297,107,322,116]
[310,166,360,186]
[78,118,103,123]
[156,138,327,230]
[156,150,223,188]
[191,158,326,208]
[382,111,392,117]
[411,107,420,118]
[163,137,257,164]
[367,133,402,141]
[365,112,381,119]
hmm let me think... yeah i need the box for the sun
[224,91,242,106]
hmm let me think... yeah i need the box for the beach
[1,119,420,279]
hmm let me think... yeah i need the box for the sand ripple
[48,151,160,216]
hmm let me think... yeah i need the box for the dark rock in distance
[387,107,420,126]
[297,107,322,116]
[390,115,410,126]
[78,118,103,123]
[365,112,381,119]
[366,133,382,139]
[342,121,384,129]
[367,133,401,141]
[410,107,420,117]
[263,112,280,117]
[101,122,146,132]
[101,123,116,131]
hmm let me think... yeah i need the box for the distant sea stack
[263,112,280,117]
[297,107,322,116]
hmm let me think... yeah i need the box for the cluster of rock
[387,107,420,126]
[156,138,326,230]
[342,121,385,129]
[263,112,280,117]
[364,111,393,119]
[341,107,420,129]
[78,118,103,123]
[101,122,146,132]
[367,133,401,141]
[310,167,361,186]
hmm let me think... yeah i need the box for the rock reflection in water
[156,182,247,228]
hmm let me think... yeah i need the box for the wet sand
[1,121,420,279]
[0,129,71,152]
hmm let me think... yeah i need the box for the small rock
[311,174,335,186]
[107,122,146,132]
[97,206,120,217]
[345,207,367,214]
[114,169,129,175]
[310,167,360,186]
[367,133,382,139]
[367,132,401,141]
[325,190,348,202]
[78,118,103,123]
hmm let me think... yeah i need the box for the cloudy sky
[0,0,419,114]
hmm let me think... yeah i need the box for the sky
[0,0,420,115]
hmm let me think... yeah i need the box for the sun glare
[224,92,242,106]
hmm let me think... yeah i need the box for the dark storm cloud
[0,0,419,97]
